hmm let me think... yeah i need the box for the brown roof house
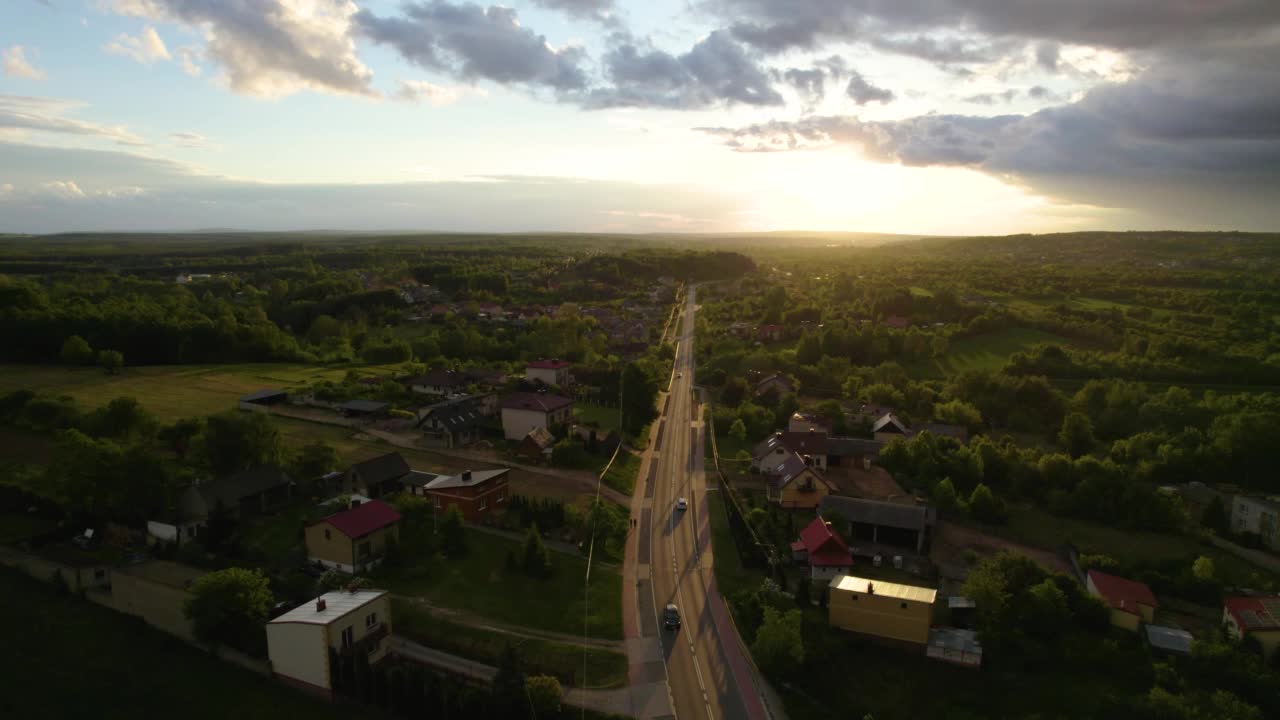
[765,452,836,510]
[342,452,412,498]
[501,392,573,441]
[518,426,556,462]
[148,467,292,546]
[423,468,511,523]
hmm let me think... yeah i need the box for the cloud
[0,95,146,146]
[169,131,215,149]
[845,70,893,105]
[110,0,375,98]
[355,2,588,92]
[42,180,87,199]
[176,46,202,76]
[393,80,466,106]
[963,89,1019,105]
[3,46,46,80]
[105,26,172,64]
[781,67,825,109]
[586,30,783,109]
[1036,42,1060,71]
[868,34,1015,65]
[529,0,619,26]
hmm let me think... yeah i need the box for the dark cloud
[587,30,783,109]
[728,19,829,53]
[963,89,1019,105]
[1036,42,1060,71]
[845,71,894,105]
[355,1,588,91]
[529,0,619,26]
[781,68,825,109]
[868,34,1014,65]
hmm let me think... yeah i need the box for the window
[479,497,487,510]
[900,602,908,609]
[324,529,331,540]
[497,490,505,503]
[851,595,859,601]
[341,626,354,649]
[434,496,442,508]
[366,612,378,628]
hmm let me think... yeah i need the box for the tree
[491,644,526,716]
[795,577,811,607]
[1202,495,1230,535]
[525,675,563,716]
[620,362,658,436]
[200,411,284,476]
[183,567,273,655]
[159,417,203,459]
[932,477,959,513]
[441,504,467,557]
[728,418,747,444]
[967,483,1007,524]
[86,396,158,441]
[98,349,124,375]
[721,377,749,408]
[751,606,804,676]
[1192,556,1215,582]
[796,334,822,366]
[934,399,983,433]
[1059,412,1097,458]
[60,335,94,366]
[522,523,553,579]
[292,440,340,486]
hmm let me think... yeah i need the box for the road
[634,286,758,720]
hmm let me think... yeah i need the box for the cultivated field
[906,327,1071,377]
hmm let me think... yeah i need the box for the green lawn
[240,500,325,568]
[391,599,628,689]
[0,567,381,720]
[908,286,934,297]
[0,512,58,544]
[574,402,621,433]
[906,327,1072,378]
[707,489,764,600]
[600,450,640,496]
[376,529,623,640]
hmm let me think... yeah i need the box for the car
[663,603,681,630]
[676,372,683,378]
[676,497,688,511]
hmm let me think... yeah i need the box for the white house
[525,359,572,387]
[500,392,573,440]
[267,589,393,699]
[1231,495,1280,551]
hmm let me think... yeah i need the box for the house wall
[811,564,851,581]
[526,367,570,386]
[777,469,831,510]
[1232,497,1280,551]
[306,521,355,570]
[829,587,934,644]
[111,572,197,641]
[1108,607,1142,632]
[428,481,508,523]
[267,621,331,692]
[502,406,570,440]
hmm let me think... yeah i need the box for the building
[149,467,292,544]
[872,414,910,443]
[267,589,393,699]
[111,560,207,641]
[764,452,836,510]
[343,452,412,498]
[1145,625,1194,656]
[1086,569,1157,632]
[239,388,288,412]
[1161,482,1233,524]
[752,431,830,472]
[305,499,402,574]
[1231,495,1280,551]
[927,627,982,667]
[1223,595,1280,660]
[825,437,883,469]
[518,426,556,462]
[754,373,794,398]
[415,395,485,448]
[423,468,511,522]
[404,368,469,397]
[789,412,832,434]
[338,399,390,420]
[791,516,853,580]
[819,496,935,555]
[525,359,572,387]
[501,392,573,441]
[828,574,937,645]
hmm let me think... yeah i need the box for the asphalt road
[646,287,746,720]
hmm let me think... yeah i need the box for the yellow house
[1224,596,1280,660]
[828,574,937,645]
[305,499,401,574]
[267,589,392,699]
[1086,569,1157,633]
[766,452,836,510]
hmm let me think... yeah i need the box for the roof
[319,499,402,538]
[424,468,510,491]
[114,560,205,590]
[929,627,982,654]
[948,596,977,610]
[791,412,832,429]
[779,431,829,455]
[919,423,968,442]
[527,359,572,369]
[795,517,851,567]
[417,396,484,431]
[1145,625,1194,654]
[502,392,573,413]
[819,496,934,532]
[1087,569,1158,614]
[829,574,938,604]
[269,590,388,626]
[340,399,390,413]
[1224,596,1280,631]
[522,426,556,449]
[240,388,287,403]
[405,368,468,388]
[872,414,909,434]
[755,373,793,392]
[463,367,506,384]
[827,437,884,457]
[351,452,411,484]
[198,466,291,507]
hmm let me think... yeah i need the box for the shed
[1145,625,1193,656]
[239,389,288,412]
[339,400,390,418]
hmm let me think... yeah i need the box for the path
[392,595,623,651]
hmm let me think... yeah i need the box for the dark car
[663,603,681,630]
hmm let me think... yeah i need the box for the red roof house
[1086,569,1157,630]
[1222,596,1280,659]
[791,516,852,580]
[305,500,402,574]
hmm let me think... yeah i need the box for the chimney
[316,598,327,612]
[350,498,361,508]
[866,582,875,595]
[863,457,872,471]
[462,470,472,481]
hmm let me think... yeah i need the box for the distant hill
[873,230,1280,267]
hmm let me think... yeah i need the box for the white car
[676,372,683,378]
[676,497,688,511]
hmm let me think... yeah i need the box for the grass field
[0,567,380,720]
[600,450,640,496]
[391,599,628,689]
[574,402,621,434]
[376,529,622,640]
[706,489,763,600]
[906,327,1072,377]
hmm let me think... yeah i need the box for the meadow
[905,327,1072,378]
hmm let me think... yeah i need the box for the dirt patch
[828,465,905,500]
[932,522,1071,581]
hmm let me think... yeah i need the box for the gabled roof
[198,466,291,507]
[794,517,851,567]
[755,373,793,393]
[818,496,934,532]
[527,359,572,369]
[1224,596,1280,631]
[872,414,909,434]
[502,392,573,413]
[424,468,509,491]
[778,430,830,455]
[339,399,390,413]
[1145,625,1193,654]
[826,437,884,457]
[417,396,484,431]
[351,452,411,485]
[320,500,401,539]
[830,574,937,604]
[405,368,468,388]
[768,453,834,491]
[522,426,556,450]
[1088,569,1158,614]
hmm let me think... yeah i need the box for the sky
[1,0,1278,235]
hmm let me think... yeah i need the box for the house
[149,467,292,544]
[818,496,935,555]
[415,396,485,448]
[765,452,836,510]
[789,412,833,434]
[111,560,206,642]
[1086,569,1157,632]
[239,388,288,412]
[927,628,982,667]
[501,392,573,441]
[1223,595,1280,660]
[267,589,393,699]
[339,399,390,420]
[791,517,853,580]
[754,373,794,398]
[858,403,896,419]
[872,413,910,442]
[423,468,511,522]
[1145,625,1194,656]
[404,369,470,397]
[343,452,411,498]
[526,359,573,387]
[1231,495,1280,551]
[1162,482,1233,524]
[883,315,910,329]
[305,499,402,573]
[403,470,448,496]
[752,431,830,472]
[518,426,556,462]
[826,437,884,469]
[758,324,783,342]
[463,367,508,389]
[828,574,937,645]
[918,423,969,444]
